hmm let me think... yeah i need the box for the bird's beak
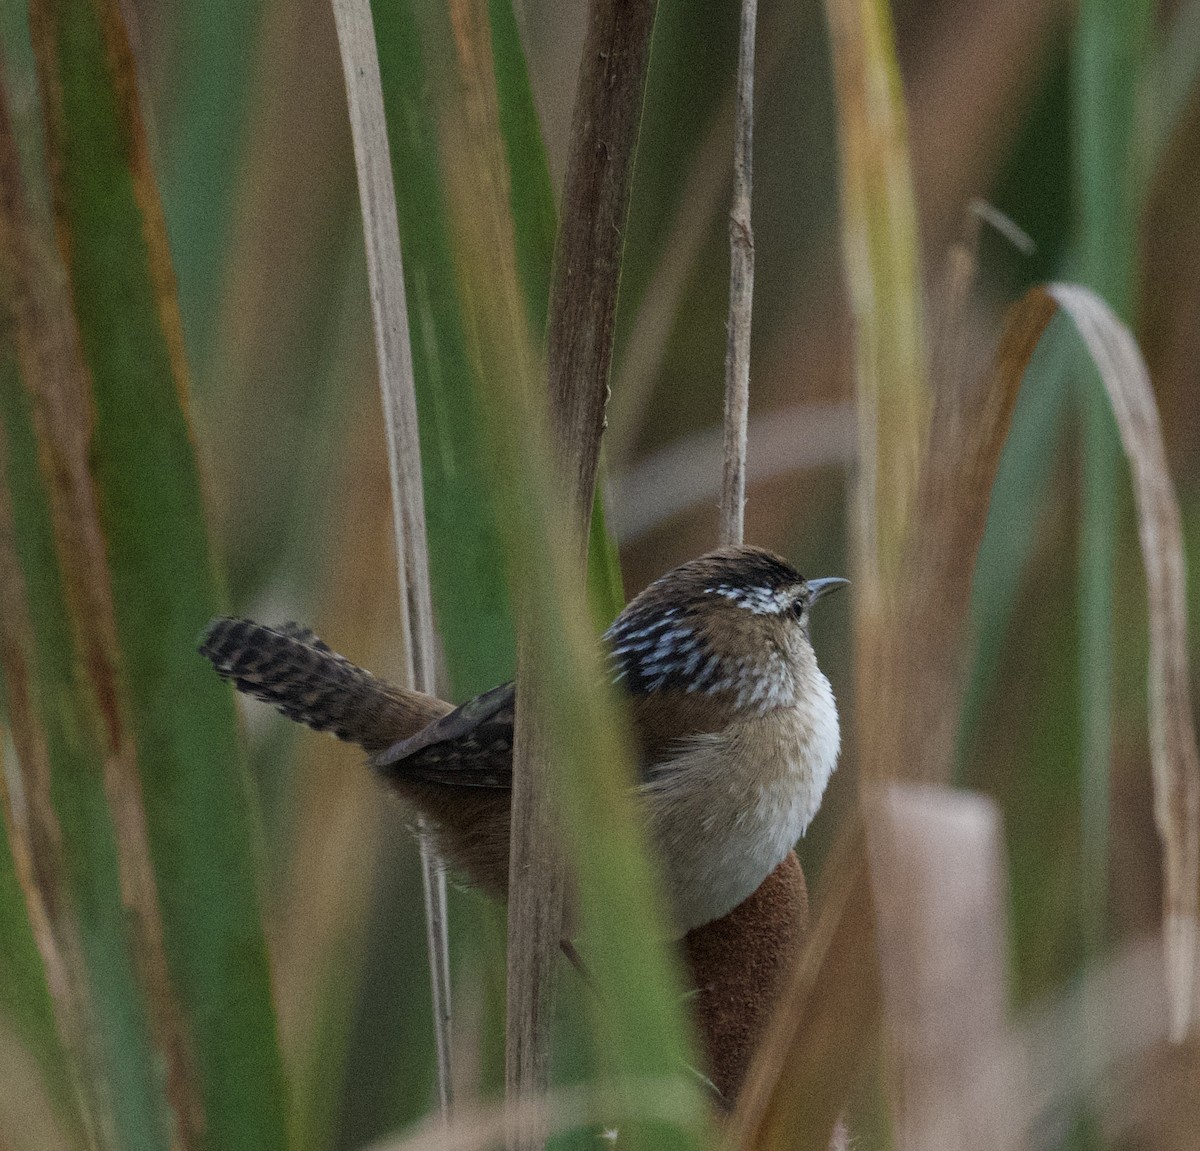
[807,576,850,603]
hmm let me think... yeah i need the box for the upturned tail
[199,618,450,753]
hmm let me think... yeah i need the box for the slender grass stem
[719,0,756,548]
[330,0,451,1116]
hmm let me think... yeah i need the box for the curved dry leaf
[727,280,1200,1146]
[1048,282,1200,1042]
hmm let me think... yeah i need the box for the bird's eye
[790,597,807,619]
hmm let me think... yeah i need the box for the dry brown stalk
[544,0,658,535]
[508,1,658,1145]
[719,0,757,547]
[329,0,451,1112]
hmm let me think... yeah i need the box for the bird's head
[605,545,847,724]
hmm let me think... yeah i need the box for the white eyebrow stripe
[703,583,795,615]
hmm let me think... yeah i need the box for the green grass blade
[157,0,264,381]
[367,7,633,1129]
[961,330,1072,748]
[0,37,76,1131]
[434,5,708,1144]
[371,0,625,710]
[1,52,182,1150]
[0,339,88,1148]
[588,485,626,628]
[1073,0,1152,957]
[0,783,67,1116]
[823,0,927,596]
[0,333,171,1149]
[369,0,516,701]
[489,0,556,340]
[23,1,289,1147]
[822,0,928,785]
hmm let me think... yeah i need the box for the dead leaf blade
[1048,281,1200,1042]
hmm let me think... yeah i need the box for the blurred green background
[3,0,1199,1147]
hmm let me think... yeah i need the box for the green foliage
[0,0,287,1147]
[2,0,1198,1147]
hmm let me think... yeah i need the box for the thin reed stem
[330,0,452,1115]
[720,0,757,547]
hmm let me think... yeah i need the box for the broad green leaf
[7,1,290,1147]
[370,0,625,708]
[355,4,628,1130]
[0,53,176,1151]
[369,0,516,702]
[0,339,82,1146]
[157,0,265,382]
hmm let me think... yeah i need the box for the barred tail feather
[199,618,450,752]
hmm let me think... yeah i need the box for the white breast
[640,667,839,934]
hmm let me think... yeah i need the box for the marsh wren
[200,545,845,933]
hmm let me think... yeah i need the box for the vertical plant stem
[504,2,658,1147]
[329,0,452,1116]
[443,7,701,1146]
[543,0,659,534]
[719,0,756,548]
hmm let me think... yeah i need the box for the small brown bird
[200,545,845,934]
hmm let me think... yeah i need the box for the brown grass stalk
[503,0,658,1144]
[329,0,451,1111]
[543,0,658,534]
[719,0,757,547]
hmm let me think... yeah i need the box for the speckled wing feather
[372,682,515,789]
[199,617,450,753]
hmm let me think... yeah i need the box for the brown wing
[372,682,514,789]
